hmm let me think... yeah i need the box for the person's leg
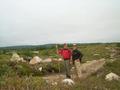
[72,59,75,65]
[79,58,81,63]
[64,60,71,78]
[74,59,82,78]
[79,56,83,63]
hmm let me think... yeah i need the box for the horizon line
[0,41,120,48]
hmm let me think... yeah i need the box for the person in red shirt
[56,43,72,78]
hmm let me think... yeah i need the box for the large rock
[105,72,120,81]
[10,53,21,62]
[41,58,52,63]
[75,58,106,79]
[29,56,42,65]
[62,79,75,86]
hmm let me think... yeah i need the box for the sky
[0,0,120,47]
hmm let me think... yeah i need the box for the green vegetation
[0,43,120,90]
[73,58,120,90]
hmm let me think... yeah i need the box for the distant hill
[0,42,120,50]
[0,44,55,50]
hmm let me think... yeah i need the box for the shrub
[104,59,120,75]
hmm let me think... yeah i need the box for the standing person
[72,44,83,78]
[72,44,83,65]
[56,43,72,78]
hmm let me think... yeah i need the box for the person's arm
[56,44,63,56]
[77,50,83,58]
[69,50,73,64]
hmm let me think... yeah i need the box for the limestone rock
[62,79,75,86]
[10,53,21,62]
[29,56,42,65]
[42,58,52,63]
[105,72,120,81]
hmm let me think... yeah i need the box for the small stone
[51,82,58,86]
[39,67,43,72]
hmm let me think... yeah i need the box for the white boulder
[62,79,75,86]
[105,72,120,81]
[29,56,42,65]
[10,53,24,62]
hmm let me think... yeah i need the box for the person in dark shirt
[72,44,83,65]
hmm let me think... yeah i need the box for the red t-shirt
[58,49,71,60]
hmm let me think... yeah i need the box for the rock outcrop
[75,58,106,79]
[10,53,25,62]
[29,56,42,65]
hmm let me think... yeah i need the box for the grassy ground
[73,58,120,90]
[0,43,120,90]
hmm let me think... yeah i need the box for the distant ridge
[0,44,55,49]
[0,42,120,49]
